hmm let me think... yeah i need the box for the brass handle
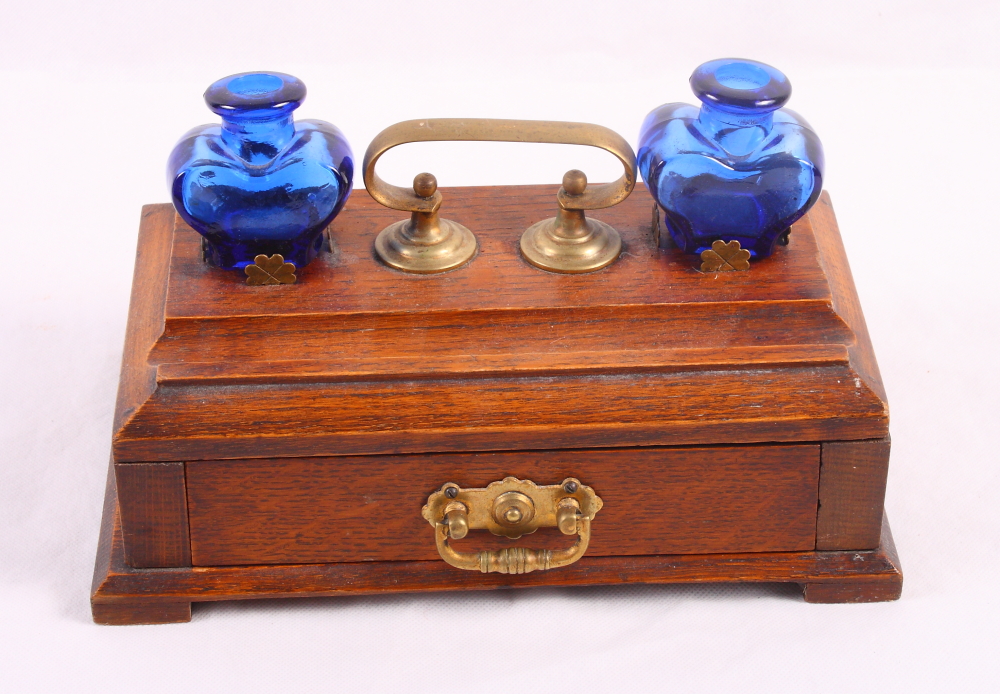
[434,516,592,574]
[363,119,637,274]
[362,118,637,213]
[422,477,603,574]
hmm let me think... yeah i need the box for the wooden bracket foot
[802,577,903,603]
[92,600,192,626]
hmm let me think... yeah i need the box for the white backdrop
[1,2,998,691]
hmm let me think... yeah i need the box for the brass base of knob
[373,172,478,274]
[520,215,622,274]
[375,215,478,273]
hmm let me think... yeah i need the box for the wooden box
[91,183,901,625]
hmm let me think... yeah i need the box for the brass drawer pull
[362,119,637,274]
[421,476,603,574]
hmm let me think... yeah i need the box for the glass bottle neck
[220,112,296,164]
[697,102,774,156]
[698,101,774,130]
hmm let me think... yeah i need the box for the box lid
[112,184,887,462]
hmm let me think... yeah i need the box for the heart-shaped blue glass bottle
[638,59,824,258]
[167,72,354,270]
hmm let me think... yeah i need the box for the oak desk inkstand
[92,64,900,625]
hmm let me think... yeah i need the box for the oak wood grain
[816,437,891,550]
[90,456,118,598]
[93,185,900,622]
[92,600,192,626]
[111,185,887,462]
[115,463,191,568]
[808,193,888,403]
[156,343,851,386]
[163,184,836,319]
[151,299,852,365]
[112,205,173,437]
[92,473,902,623]
[186,445,820,566]
[92,461,193,624]
[802,581,902,603]
[804,510,903,602]
[117,365,885,462]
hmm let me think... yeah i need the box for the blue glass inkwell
[167,72,354,271]
[638,59,824,258]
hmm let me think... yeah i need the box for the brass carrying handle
[362,119,637,213]
[421,477,603,575]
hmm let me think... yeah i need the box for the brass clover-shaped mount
[700,240,751,272]
[244,254,297,285]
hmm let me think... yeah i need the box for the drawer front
[186,445,820,566]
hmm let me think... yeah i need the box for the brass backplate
[422,476,602,539]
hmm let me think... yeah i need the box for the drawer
[185,444,820,566]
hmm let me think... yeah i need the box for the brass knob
[519,169,623,273]
[373,173,478,273]
[492,491,535,530]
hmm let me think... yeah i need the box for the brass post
[362,119,637,275]
[519,170,623,273]
[373,173,478,273]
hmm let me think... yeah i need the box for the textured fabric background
[1,2,997,691]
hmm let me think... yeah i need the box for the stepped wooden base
[91,465,902,625]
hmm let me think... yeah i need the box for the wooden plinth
[95,185,901,624]
[91,462,902,625]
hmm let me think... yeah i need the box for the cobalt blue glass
[167,72,354,270]
[638,59,824,258]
